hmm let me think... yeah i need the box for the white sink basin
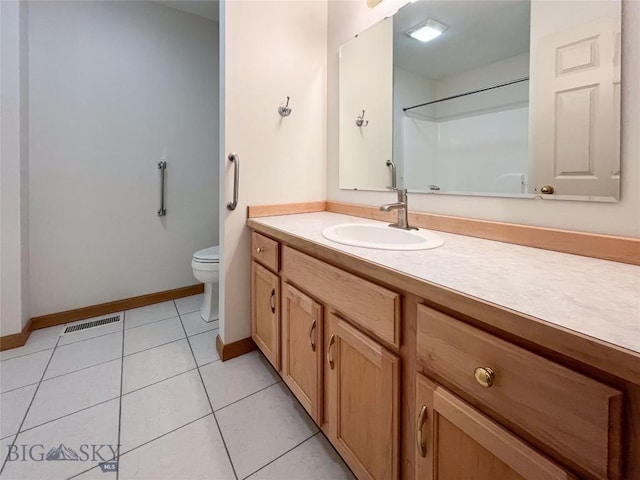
[321,223,444,251]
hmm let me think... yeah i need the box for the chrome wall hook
[355,110,369,127]
[278,96,292,117]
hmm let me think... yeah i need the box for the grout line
[0,346,56,363]
[0,434,17,475]
[245,367,357,479]
[0,336,60,475]
[15,396,121,436]
[176,302,240,480]
[117,413,213,458]
[186,325,220,340]
[39,357,122,384]
[124,314,179,332]
[315,429,358,479]
[266,376,357,479]
[65,457,116,480]
[115,311,126,480]
[122,336,186,359]
[0,380,41,396]
[66,409,211,478]
[242,432,320,480]
[214,380,282,413]
[195,358,221,369]
[57,328,123,348]
[121,367,199,397]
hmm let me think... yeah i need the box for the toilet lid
[193,246,220,263]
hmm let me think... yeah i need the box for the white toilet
[191,246,220,322]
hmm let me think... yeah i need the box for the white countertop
[251,212,640,354]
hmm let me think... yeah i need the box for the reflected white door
[531,14,621,198]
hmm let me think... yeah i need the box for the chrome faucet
[380,188,417,230]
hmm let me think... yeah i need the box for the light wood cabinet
[281,246,401,347]
[251,235,401,480]
[251,231,279,271]
[251,261,280,370]
[415,374,574,480]
[281,282,323,423]
[325,313,400,480]
[248,226,635,480]
[416,304,622,480]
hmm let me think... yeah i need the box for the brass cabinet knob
[540,185,555,194]
[256,247,264,254]
[474,367,495,388]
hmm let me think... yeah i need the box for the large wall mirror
[338,0,622,201]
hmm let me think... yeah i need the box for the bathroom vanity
[247,211,640,480]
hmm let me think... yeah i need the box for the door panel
[251,261,279,369]
[327,313,399,480]
[281,282,323,422]
[415,374,574,480]
[532,12,621,198]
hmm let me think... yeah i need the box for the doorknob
[540,185,554,194]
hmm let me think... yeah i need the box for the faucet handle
[386,186,399,192]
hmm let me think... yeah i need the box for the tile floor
[0,295,355,480]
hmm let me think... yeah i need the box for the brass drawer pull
[269,289,276,314]
[256,247,264,254]
[474,367,495,388]
[327,334,335,369]
[309,319,317,351]
[416,404,428,457]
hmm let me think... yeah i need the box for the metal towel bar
[157,161,167,216]
[227,153,239,210]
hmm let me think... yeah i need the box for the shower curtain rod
[403,76,530,112]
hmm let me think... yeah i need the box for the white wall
[28,1,219,318]
[397,54,529,192]
[393,67,435,185]
[433,53,529,120]
[339,17,393,190]
[0,0,30,336]
[401,117,437,190]
[220,1,327,344]
[328,0,640,238]
[406,108,528,193]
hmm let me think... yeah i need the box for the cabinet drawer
[415,374,575,480]
[416,304,622,480]
[282,246,400,347]
[251,232,279,272]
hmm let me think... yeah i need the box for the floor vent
[63,315,122,334]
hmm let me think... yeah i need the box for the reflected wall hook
[355,110,369,127]
[278,96,292,117]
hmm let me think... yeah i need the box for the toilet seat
[193,246,220,264]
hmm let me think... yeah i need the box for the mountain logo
[45,444,80,461]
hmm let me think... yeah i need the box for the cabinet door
[415,375,575,480]
[251,261,279,370]
[326,313,399,480]
[281,282,323,423]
